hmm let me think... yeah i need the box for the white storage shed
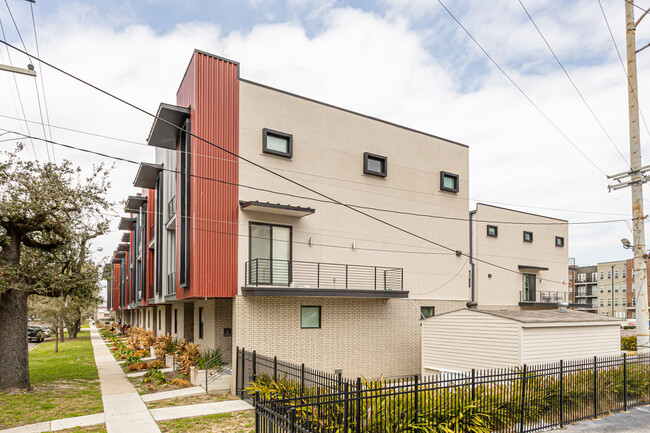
[421,309,623,375]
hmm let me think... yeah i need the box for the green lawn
[0,331,103,429]
[158,411,254,433]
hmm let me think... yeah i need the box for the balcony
[166,272,176,296]
[166,196,176,229]
[243,259,407,298]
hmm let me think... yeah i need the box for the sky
[1,0,650,291]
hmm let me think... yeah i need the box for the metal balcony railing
[167,196,176,224]
[521,290,567,303]
[149,223,155,241]
[245,259,403,291]
[166,272,176,296]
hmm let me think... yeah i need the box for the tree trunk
[67,318,80,339]
[0,289,30,390]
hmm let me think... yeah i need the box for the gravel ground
[559,405,650,432]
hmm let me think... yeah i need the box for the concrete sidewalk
[90,326,161,433]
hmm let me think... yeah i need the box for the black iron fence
[520,290,567,303]
[244,259,403,291]
[237,349,650,433]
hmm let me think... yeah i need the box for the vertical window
[592,273,598,281]
[262,129,293,158]
[608,286,612,293]
[623,269,627,278]
[555,236,564,247]
[600,299,604,307]
[155,173,163,295]
[615,298,619,306]
[147,310,150,328]
[615,285,619,292]
[615,270,619,279]
[158,310,161,330]
[607,271,611,279]
[249,223,292,285]
[487,225,498,237]
[569,274,573,282]
[522,274,536,301]
[600,272,604,279]
[440,171,459,193]
[301,306,321,328]
[623,299,627,306]
[523,231,533,243]
[363,153,387,177]
[174,309,178,334]
[608,299,611,306]
[179,120,191,288]
[420,306,435,318]
[199,307,204,339]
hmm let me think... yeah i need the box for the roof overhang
[121,232,130,242]
[518,265,549,271]
[118,217,136,231]
[133,163,163,189]
[112,251,126,263]
[125,195,147,213]
[239,200,315,218]
[146,103,190,149]
[116,243,130,252]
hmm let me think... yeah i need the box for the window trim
[555,236,564,247]
[440,171,459,193]
[523,231,533,243]
[262,128,293,158]
[363,152,387,177]
[487,225,498,237]
[300,305,321,329]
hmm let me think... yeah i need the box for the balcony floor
[242,286,409,298]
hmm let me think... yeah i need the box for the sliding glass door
[249,223,292,285]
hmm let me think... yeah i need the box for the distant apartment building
[570,265,598,313]
[108,50,576,380]
[597,260,628,319]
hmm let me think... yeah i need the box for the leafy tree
[0,145,112,390]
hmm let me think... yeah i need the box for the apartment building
[108,49,575,379]
[470,204,574,310]
[596,260,628,319]
[570,265,598,313]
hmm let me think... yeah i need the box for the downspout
[467,210,478,309]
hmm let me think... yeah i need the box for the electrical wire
[1,127,635,227]
[0,41,572,285]
[435,0,609,177]
[518,0,629,168]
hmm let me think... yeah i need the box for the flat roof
[118,217,136,231]
[476,309,623,323]
[239,200,315,218]
[133,163,163,189]
[474,203,568,222]
[146,103,190,149]
[116,243,130,252]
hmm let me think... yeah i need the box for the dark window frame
[440,171,459,193]
[523,231,533,243]
[158,310,161,330]
[262,128,293,158]
[363,152,387,177]
[155,172,164,295]
[174,308,178,334]
[249,222,293,285]
[420,306,435,319]
[301,305,321,329]
[487,225,498,237]
[555,236,564,247]
[198,307,204,339]
[179,119,191,288]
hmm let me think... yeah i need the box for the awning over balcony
[112,251,126,263]
[121,232,130,242]
[239,200,315,218]
[133,163,163,189]
[116,243,130,252]
[118,217,136,230]
[124,195,147,213]
[147,103,191,149]
[518,265,549,271]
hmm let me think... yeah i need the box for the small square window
[440,171,459,193]
[555,236,564,247]
[262,128,293,158]
[523,231,533,242]
[487,225,498,237]
[363,152,387,177]
[420,306,435,318]
[301,306,321,329]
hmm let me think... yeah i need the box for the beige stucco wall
[472,204,569,308]
[421,309,521,372]
[237,81,470,302]
[233,296,466,380]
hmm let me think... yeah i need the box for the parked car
[41,326,52,337]
[27,326,45,342]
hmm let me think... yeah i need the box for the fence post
[301,363,305,397]
[343,383,349,433]
[471,369,476,401]
[254,391,259,433]
[356,377,362,433]
[235,346,239,395]
[252,350,257,383]
[560,359,564,428]
[593,356,598,418]
[289,407,296,433]
[240,348,246,400]
[414,374,419,423]
[273,356,277,382]
[337,372,342,391]
[205,364,208,395]
[519,364,527,433]
[623,352,627,411]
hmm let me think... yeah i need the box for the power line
[435,0,609,177]
[0,41,570,284]
[518,0,629,168]
[1,127,635,227]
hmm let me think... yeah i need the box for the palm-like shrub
[175,341,201,375]
[153,334,173,359]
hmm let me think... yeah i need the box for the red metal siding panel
[175,51,239,299]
